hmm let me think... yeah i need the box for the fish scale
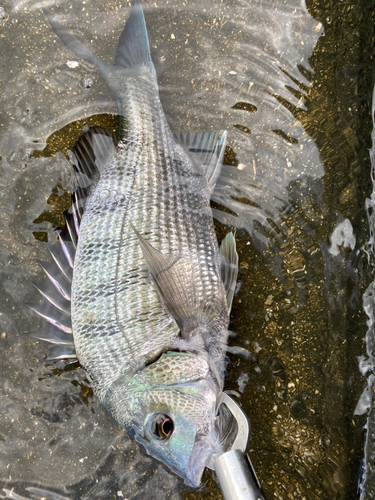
[73,82,225,395]
[36,1,238,486]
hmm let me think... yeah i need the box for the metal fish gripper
[207,393,266,500]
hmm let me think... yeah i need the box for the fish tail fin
[114,0,156,75]
[43,9,113,79]
[44,1,155,85]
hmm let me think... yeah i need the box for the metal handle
[214,449,266,500]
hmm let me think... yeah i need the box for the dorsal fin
[26,215,78,360]
[27,124,116,361]
[70,126,115,236]
[72,126,116,180]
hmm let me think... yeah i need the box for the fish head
[104,352,221,486]
[136,381,219,486]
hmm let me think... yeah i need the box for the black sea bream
[32,0,238,485]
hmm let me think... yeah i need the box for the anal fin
[173,131,227,191]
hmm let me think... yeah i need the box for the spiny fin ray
[47,345,77,360]
[37,260,71,301]
[27,196,79,358]
[47,244,73,284]
[26,304,72,334]
[26,326,74,347]
[30,280,71,316]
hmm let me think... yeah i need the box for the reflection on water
[0,0,373,499]
[356,85,375,500]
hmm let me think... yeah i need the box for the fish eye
[150,414,174,440]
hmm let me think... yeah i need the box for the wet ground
[0,0,374,499]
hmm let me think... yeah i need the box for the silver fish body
[73,76,228,397]
[40,0,238,486]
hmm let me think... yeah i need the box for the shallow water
[0,0,374,499]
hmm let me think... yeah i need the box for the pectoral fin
[220,232,238,312]
[132,226,199,328]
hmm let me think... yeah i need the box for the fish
[29,0,239,486]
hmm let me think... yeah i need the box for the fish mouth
[186,434,218,487]
[191,393,242,483]
[185,401,238,487]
